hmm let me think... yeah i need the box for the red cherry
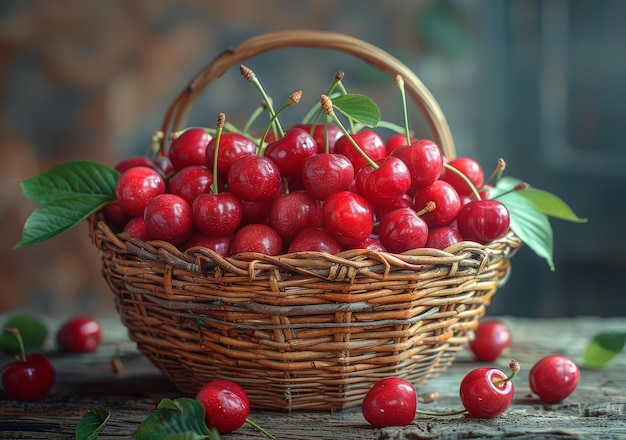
[355,156,411,206]
[123,216,151,241]
[181,231,232,256]
[206,132,257,178]
[288,227,343,254]
[293,123,342,153]
[168,165,214,205]
[385,133,417,155]
[333,130,386,173]
[362,377,417,428]
[102,201,132,230]
[441,157,484,197]
[195,379,250,434]
[354,236,387,252]
[425,226,462,250]
[413,180,462,228]
[529,355,580,403]
[239,199,271,225]
[191,192,242,237]
[391,139,443,189]
[227,155,282,202]
[269,191,322,242]
[115,166,166,217]
[264,127,317,178]
[456,200,510,244]
[378,207,428,253]
[321,191,374,246]
[169,128,212,171]
[301,153,354,201]
[469,320,512,362]
[143,194,193,245]
[230,223,283,256]
[459,365,516,418]
[2,352,55,401]
[114,156,160,174]
[56,316,102,353]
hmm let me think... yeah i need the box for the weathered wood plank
[1,316,625,439]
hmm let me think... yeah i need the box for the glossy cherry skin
[227,155,282,202]
[269,191,322,242]
[143,194,193,245]
[114,156,160,174]
[441,157,485,197]
[206,132,257,178]
[115,166,166,217]
[425,226,462,250]
[230,224,283,256]
[301,153,354,201]
[413,180,462,228]
[385,133,417,155]
[333,130,386,173]
[355,156,411,206]
[264,127,317,178]
[168,165,214,205]
[2,353,55,401]
[459,367,514,418]
[102,201,132,230]
[391,139,443,189]
[321,191,374,247]
[469,320,512,362]
[191,192,242,237]
[361,377,417,428]
[456,200,510,244]
[123,216,151,241]
[288,227,343,254]
[293,123,342,153]
[169,128,212,171]
[529,355,580,403]
[181,231,232,257]
[56,316,102,353]
[354,236,387,252]
[195,379,250,434]
[378,207,428,253]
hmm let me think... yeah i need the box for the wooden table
[1,316,625,439]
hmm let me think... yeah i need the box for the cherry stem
[443,162,482,200]
[484,158,507,186]
[148,130,164,158]
[415,201,436,216]
[242,102,267,134]
[493,359,521,387]
[257,91,302,155]
[395,75,412,146]
[416,408,468,417]
[245,418,275,440]
[4,327,27,363]
[240,65,284,138]
[210,113,225,194]
[491,182,530,200]
[320,94,378,170]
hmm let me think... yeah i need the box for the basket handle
[160,30,456,159]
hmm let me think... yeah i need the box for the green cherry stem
[320,94,378,170]
[491,182,530,200]
[240,65,284,138]
[484,158,507,186]
[242,102,268,134]
[5,327,27,362]
[443,162,482,201]
[257,91,303,156]
[395,75,412,146]
[245,418,276,439]
[210,113,225,194]
[493,360,521,387]
[148,130,164,158]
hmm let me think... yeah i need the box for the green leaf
[0,313,49,354]
[583,332,626,369]
[14,194,114,249]
[75,407,111,440]
[15,160,119,205]
[132,398,218,440]
[498,191,555,271]
[331,94,381,128]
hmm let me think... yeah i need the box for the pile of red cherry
[105,118,510,257]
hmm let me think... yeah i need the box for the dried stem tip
[335,70,345,81]
[509,359,521,374]
[497,158,507,172]
[289,91,303,105]
[217,112,225,128]
[395,74,404,88]
[320,95,333,115]
[240,65,256,81]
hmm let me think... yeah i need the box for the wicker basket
[89,30,522,411]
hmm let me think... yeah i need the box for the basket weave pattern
[89,30,522,411]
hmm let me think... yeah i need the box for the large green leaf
[132,398,218,440]
[14,194,114,249]
[583,332,626,369]
[498,191,555,271]
[75,407,111,440]
[0,313,49,354]
[331,93,381,128]
[16,160,119,204]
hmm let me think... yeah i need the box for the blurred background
[1,0,624,317]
